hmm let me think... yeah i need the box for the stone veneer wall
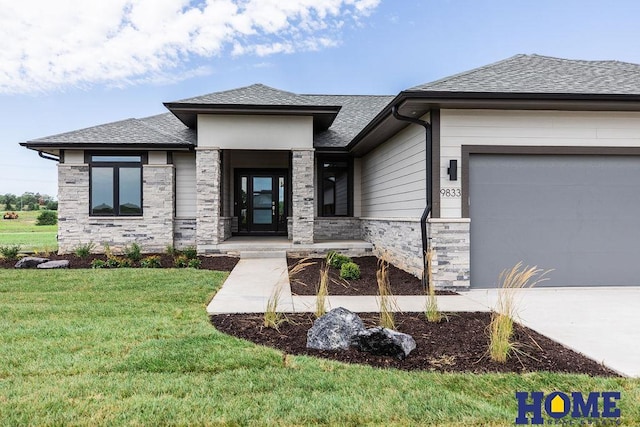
[291,149,314,244]
[196,148,221,251]
[57,164,174,253]
[218,217,233,242]
[360,218,423,278]
[173,218,197,249]
[428,219,470,289]
[314,217,362,240]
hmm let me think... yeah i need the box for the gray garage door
[469,154,640,288]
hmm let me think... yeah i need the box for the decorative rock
[36,260,70,269]
[351,327,417,360]
[307,307,366,351]
[14,257,50,269]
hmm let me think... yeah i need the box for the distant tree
[3,193,17,211]
[45,200,58,211]
[20,192,38,210]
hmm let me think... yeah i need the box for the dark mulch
[0,253,239,271]
[211,312,618,376]
[288,256,457,296]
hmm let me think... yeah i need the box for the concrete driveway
[461,287,640,377]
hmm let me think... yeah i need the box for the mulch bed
[211,312,618,376]
[0,253,238,271]
[288,256,457,296]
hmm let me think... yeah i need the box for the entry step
[240,250,287,259]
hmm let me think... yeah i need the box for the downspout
[391,105,432,291]
[38,151,60,162]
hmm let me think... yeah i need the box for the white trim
[359,217,421,222]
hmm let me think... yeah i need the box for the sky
[2,0,640,197]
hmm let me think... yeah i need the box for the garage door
[469,154,640,288]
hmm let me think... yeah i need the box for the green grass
[0,210,57,251]
[0,269,638,426]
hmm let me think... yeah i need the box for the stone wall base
[428,219,470,289]
[174,218,197,249]
[314,217,362,240]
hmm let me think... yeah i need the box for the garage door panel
[470,154,640,287]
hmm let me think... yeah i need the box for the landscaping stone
[37,260,70,269]
[351,327,417,360]
[307,307,366,351]
[14,257,50,269]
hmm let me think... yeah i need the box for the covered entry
[235,169,288,234]
[468,151,640,287]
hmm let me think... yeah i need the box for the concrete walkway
[207,258,640,377]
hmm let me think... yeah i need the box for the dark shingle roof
[26,113,195,147]
[411,54,640,94]
[174,83,319,106]
[305,95,394,148]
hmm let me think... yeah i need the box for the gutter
[391,105,432,291]
[38,151,60,162]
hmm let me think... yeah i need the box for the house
[22,54,640,288]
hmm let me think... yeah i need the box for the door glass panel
[278,177,285,218]
[253,177,272,208]
[253,209,272,224]
[240,176,248,231]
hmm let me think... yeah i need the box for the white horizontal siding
[440,109,640,218]
[361,124,426,218]
[173,153,197,218]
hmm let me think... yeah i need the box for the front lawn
[0,210,57,251]
[1,269,638,426]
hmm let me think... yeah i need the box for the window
[89,154,143,216]
[318,156,351,216]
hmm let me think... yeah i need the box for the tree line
[1,193,57,211]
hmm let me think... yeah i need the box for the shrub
[91,259,106,269]
[188,258,202,269]
[489,262,551,363]
[264,282,286,330]
[0,245,21,261]
[36,210,57,226]
[424,249,443,323]
[118,257,133,268]
[74,242,96,259]
[106,257,121,268]
[340,262,361,280]
[315,262,330,318]
[182,246,197,260]
[124,243,142,262]
[140,255,162,268]
[377,258,399,330]
[45,200,58,211]
[328,252,351,269]
[165,245,178,256]
[174,255,189,268]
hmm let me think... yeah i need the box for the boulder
[307,307,366,351]
[36,260,70,269]
[351,327,416,360]
[15,257,50,269]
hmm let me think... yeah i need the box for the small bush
[183,246,197,260]
[118,257,133,268]
[377,258,398,330]
[140,255,162,268]
[315,262,330,318]
[106,257,121,268]
[74,242,96,259]
[91,259,106,269]
[188,258,202,269]
[174,255,189,268]
[165,245,178,256]
[0,245,21,261]
[36,210,57,226]
[328,252,351,269]
[124,243,142,262]
[340,262,361,280]
[264,282,286,330]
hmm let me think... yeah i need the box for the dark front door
[236,170,287,234]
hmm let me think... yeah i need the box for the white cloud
[0,0,380,94]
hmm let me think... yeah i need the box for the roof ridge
[173,83,303,103]
[526,54,640,72]
[409,54,528,91]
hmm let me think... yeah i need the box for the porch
[212,236,372,258]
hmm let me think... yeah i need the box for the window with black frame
[89,154,143,216]
[319,158,351,216]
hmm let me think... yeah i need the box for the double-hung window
[318,156,352,216]
[89,154,144,216]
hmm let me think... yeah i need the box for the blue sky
[2,0,640,197]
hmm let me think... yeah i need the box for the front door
[235,170,287,234]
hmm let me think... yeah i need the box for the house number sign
[440,188,461,198]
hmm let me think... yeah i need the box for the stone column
[57,164,89,254]
[291,149,315,244]
[196,147,221,252]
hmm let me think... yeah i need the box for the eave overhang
[164,102,342,132]
[348,91,640,156]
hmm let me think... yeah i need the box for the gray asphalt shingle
[410,54,640,94]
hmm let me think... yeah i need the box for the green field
[0,210,57,251]
[0,269,638,426]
